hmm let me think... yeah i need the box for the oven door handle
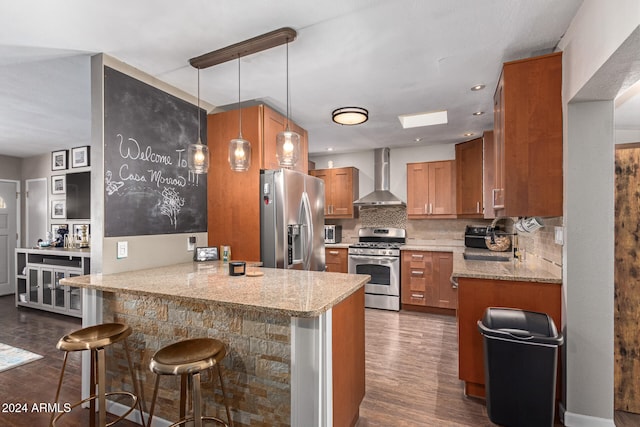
[349,255,398,263]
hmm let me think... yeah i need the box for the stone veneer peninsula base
[62,261,368,427]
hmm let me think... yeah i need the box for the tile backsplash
[327,207,563,267]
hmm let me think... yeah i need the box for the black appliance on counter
[465,225,506,249]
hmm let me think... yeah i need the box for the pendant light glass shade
[276,130,300,167]
[276,39,300,168]
[188,142,209,173]
[188,68,209,174]
[228,56,251,171]
[229,138,251,171]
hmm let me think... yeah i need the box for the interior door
[0,180,18,296]
[26,178,47,248]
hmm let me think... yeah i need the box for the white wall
[557,0,640,424]
[615,129,640,145]
[310,143,455,202]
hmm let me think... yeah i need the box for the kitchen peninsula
[62,261,369,427]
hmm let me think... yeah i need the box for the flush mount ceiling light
[332,107,369,126]
[398,110,448,129]
[471,84,486,91]
[464,132,475,137]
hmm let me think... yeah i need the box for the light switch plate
[188,236,196,251]
[117,241,128,259]
[554,226,564,245]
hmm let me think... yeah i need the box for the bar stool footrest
[52,391,139,427]
[168,416,229,427]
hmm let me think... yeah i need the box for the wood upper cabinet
[325,247,348,273]
[406,161,456,219]
[310,167,359,219]
[482,131,496,219]
[491,52,563,217]
[455,137,484,218]
[401,251,455,310]
[207,104,309,262]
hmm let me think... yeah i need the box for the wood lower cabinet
[456,137,484,218]
[406,161,456,219]
[325,247,348,273]
[457,277,562,398]
[207,104,308,262]
[310,167,359,219]
[401,251,455,311]
[490,52,563,217]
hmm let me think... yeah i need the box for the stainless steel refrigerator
[260,168,325,271]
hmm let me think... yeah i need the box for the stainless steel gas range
[347,227,406,311]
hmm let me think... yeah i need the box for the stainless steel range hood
[353,147,406,206]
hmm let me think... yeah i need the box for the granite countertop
[61,261,370,317]
[451,248,562,284]
[324,243,351,249]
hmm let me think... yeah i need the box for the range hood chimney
[353,147,406,206]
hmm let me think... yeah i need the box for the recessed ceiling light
[472,111,484,116]
[398,110,448,129]
[414,138,422,142]
[327,147,334,151]
[464,132,475,137]
[471,84,485,91]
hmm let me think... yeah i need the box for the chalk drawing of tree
[160,187,185,228]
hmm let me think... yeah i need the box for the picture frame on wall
[51,223,68,237]
[73,224,90,240]
[51,175,66,195]
[71,146,90,168]
[51,150,68,171]
[51,199,66,219]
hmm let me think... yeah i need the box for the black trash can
[477,307,564,427]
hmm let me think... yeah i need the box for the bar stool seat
[147,338,233,427]
[51,323,145,427]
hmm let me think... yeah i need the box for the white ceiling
[2,0,635,160]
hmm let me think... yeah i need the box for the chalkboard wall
[103,66,207,237]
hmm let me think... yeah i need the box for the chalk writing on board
[160,187,185,228]
[103,66,207,237]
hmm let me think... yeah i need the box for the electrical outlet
[554,226,564,245]
[188,236,196,251]
[117,241,128,259]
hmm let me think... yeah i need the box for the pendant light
[276,39,300,168]
[187,68,210,174]
[228,56,251,171]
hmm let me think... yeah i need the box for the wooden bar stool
[147,338,233,427]
[51,323,145,427]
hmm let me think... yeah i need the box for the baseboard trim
[560,403,616,427]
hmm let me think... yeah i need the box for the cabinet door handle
[476,201,481,213]
[493,189,505,209]
[329,250,340,255]
[411,270,424,276]
[411,293,424,299]
[411,254,424,260]
[429,203,433,214]
[424,203,428,214]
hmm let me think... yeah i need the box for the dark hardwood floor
[0,295,638,426]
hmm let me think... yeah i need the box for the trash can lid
[477,307,563,346]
